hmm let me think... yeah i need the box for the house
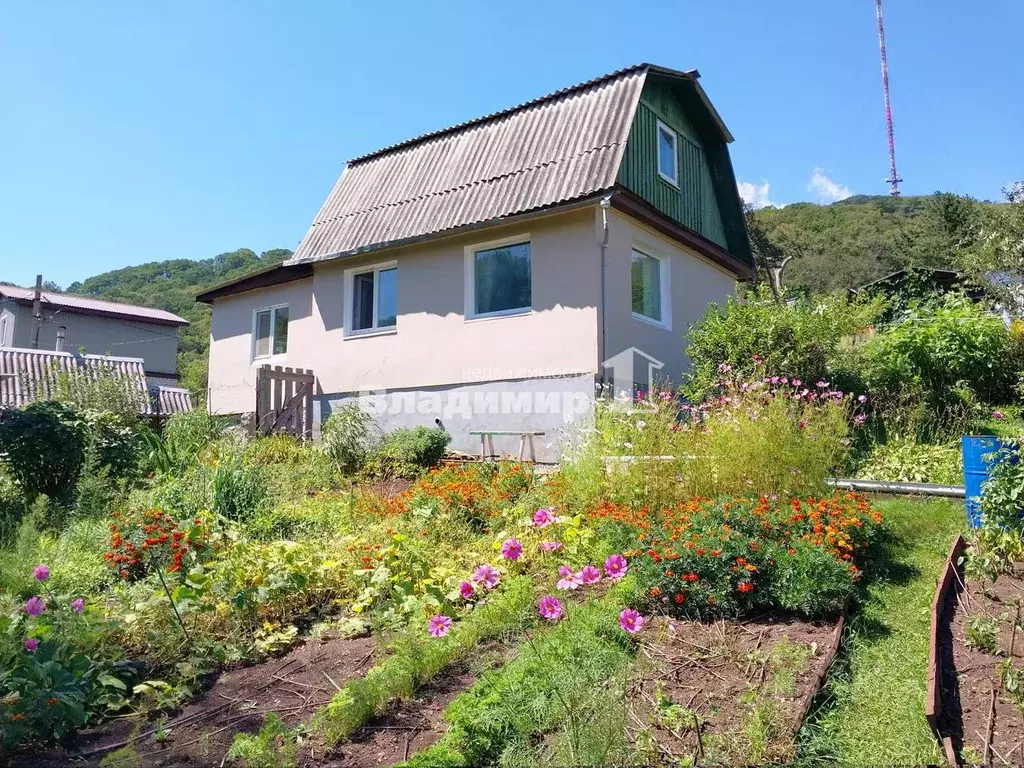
[0,285,192,413]
[198,63,753,460]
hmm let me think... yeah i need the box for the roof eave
[610,187,754,280]
[643,65,734,143]
[195,262,314,304]
[287,192,611,268]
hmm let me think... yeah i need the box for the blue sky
[2,0,1022,288]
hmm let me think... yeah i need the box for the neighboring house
[0,286,192,413]
[198,63,753,460]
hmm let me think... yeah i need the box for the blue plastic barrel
[962,435,1003,528]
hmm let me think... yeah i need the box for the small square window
[253,306,288,360]
[657,120,678,186]
[631,248,668,326]
[348,263,398,335]
[469,240,531,318]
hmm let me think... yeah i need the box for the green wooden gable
[617,75,751,266]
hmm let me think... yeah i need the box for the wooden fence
[255,365,315,439]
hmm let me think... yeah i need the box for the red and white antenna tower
[875,0,902,196]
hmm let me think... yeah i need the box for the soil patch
[629,615,842,765]
[299,661,477,767]
[14,633,377,768]
[938,563,1024,766]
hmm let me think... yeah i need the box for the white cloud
[808,168,852,203]
[737,180,776,209]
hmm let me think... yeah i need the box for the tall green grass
[797,497,963,765]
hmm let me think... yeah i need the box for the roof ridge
[309,140,624,232]
[346,63,653,165]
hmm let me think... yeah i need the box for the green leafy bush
[321,403,376,473]
[860,295,1018,415]
[368,427,452,478]
[979,440,1024,532]
[143,409,224,475]
[0,401,88,504]
[684,286,879,401]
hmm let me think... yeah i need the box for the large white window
[631,248,671,329]
[345,261,398,336]
[253,305,288,360]
[465,236,532,319]
[656,120,678,187]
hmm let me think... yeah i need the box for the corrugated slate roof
[0,347,191,415]
[287,65,655,265]
[0,285,188,327]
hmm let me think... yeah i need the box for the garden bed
[629,613,844,765]
[301,656,483,767]
[935,541,1024,766]
[16,633,378,768]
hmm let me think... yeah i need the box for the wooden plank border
[793,607,848,731]
[926,533,966,767]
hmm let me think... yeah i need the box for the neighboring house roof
[0,347,192,415]
[0,285,189,328]
[853,267,965,293]
[286,63,739,268]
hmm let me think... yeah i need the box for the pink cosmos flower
[792,379,802,387]
[619,609,645,634]
[24,638,39,653]
[556,565,582,591]
[993,410,1006,420]
[816,380,830,388]
[603,554,628,581]
[24,596,45,616]
[472,565,500,590]
[501,538,523,561]
[537,595,564,621]
[533,508,555,528]
[33,564,50,582]
[854,414,868,426]
[579,565,601,585]
[458,581,475,600]
[539,541,563,553]
[428,615,452,638]
[71,597,85,613]
[857,394,868,403]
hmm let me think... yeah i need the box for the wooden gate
[255,365,315,438]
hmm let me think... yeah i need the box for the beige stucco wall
[4,302,179,375]
[602,210,737,389]
[207,208,604,414]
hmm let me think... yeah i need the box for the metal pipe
[829,477,965,498]
[599,196,611,388]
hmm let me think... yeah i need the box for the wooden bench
[469,430,545,462]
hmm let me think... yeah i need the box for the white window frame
[0,314,8,347]
[464,233,533,321]
[656,119,679,187]
[344,260,398,338]
[630,245,672,331]
[251,303,289,362]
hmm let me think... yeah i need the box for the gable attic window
[631,247,671,329]
[345,261,398,336]
[465,236,532,319]
[656,120,679,187]
[253,305,288,360]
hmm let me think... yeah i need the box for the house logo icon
[601,346,664,398]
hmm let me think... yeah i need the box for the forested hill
[65,248,292,392]
[752,193,996,294]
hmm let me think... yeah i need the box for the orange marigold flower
[674,592,686,604]
[650,587,661,597]
[737,581,754,593]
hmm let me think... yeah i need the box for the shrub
[859,295,1018,414]
[979,440,1024,532]
[684,286,879,401]
[145,409,225,474]
[81,410,142,481]
[0,401,88,504]
[368,427,452,478]
[321,403,376,473]
[51,362,147,422]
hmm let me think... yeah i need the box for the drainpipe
[599,196,611,391]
